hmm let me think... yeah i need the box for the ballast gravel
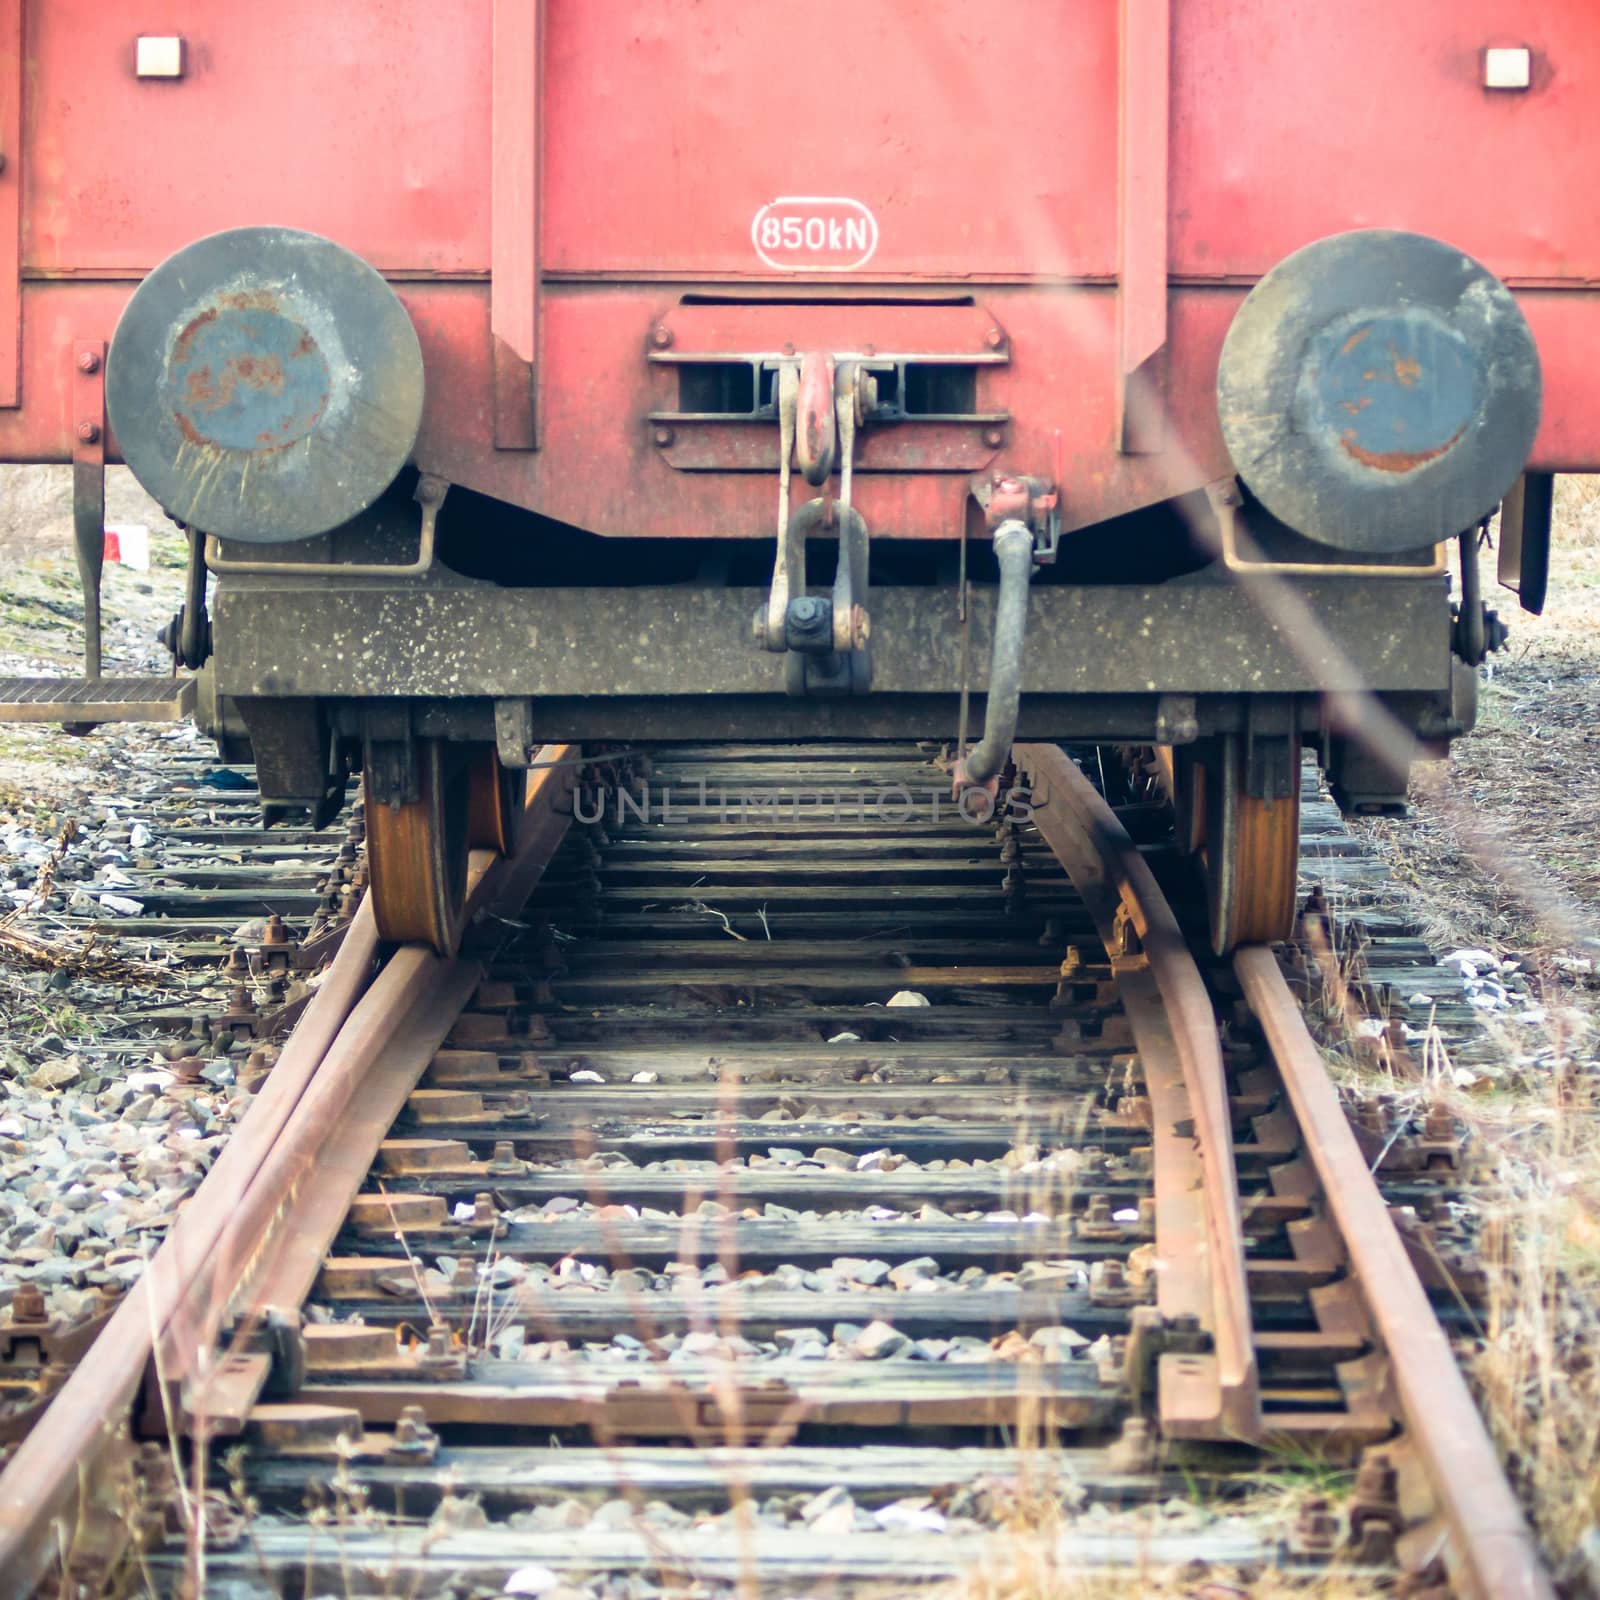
[0,794,289,1328]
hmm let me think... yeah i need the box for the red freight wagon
[0,2,1577,954]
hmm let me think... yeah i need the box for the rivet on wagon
[984,428,1004,447]
[653,426,675,447]
[76,421,100,444]
[985,328,1004,348]
[651,325,674,349]
[76,350,100,375]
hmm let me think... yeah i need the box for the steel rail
[174,770,577,1430]
[0,904,380,1594]
[0,746,576,1596]
[1235,946,1555,1600]
[1015,743,1258,1438]
[158,944,473,1416]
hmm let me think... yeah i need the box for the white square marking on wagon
[1484,47,1530,90]
[135,36,185,79]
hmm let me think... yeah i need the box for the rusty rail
[1015,743,1258,1438]
[1235,946,1555,1600]
[172,759,578,1434]
[0,747,576,1596]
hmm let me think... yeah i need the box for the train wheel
[1200,735,1301,954]
[365,739,470,955]
[467,748,528,856]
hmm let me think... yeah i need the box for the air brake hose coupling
[957,519,1036,789]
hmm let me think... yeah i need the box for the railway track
[0,742,1553,1598]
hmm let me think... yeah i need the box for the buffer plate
[107,227,424,544]
[1218,229,1541,555]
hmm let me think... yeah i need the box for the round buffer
[1217,229,1541,555]
[107,226,425,544]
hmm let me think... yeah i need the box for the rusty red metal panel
[1,278,1594,512]
[649,303,1009,361]
[1170,0,1600,285]
[0,0,20,407]
[491,0,538,449]
[22,0,492,275]
[541,0,1120,281]
[1117,0,1169,455]
[398,281,1237,539]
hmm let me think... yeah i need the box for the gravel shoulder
[0,468,246,1333]
[1344,482,1600,1585]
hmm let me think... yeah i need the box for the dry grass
[1467,1062,1600,1575]
[1339,479,1600,1586]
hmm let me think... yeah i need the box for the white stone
[811,1500,858,1535]
[1030,1325,1090,1358]
[875,1500,946,1533]
[887,1256,939,1289]
[851,1319,910,1359]
[503,1567,561,1596]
